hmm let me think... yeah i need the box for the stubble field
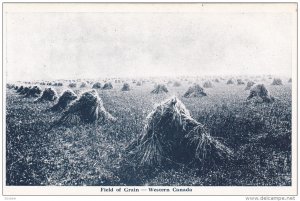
[6,76,292,186]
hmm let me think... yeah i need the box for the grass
[6,78,292,186]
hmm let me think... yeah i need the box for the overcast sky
[5,8,295,81]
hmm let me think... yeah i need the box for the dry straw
[151,84,168,94]
[103,82,113,90]
[272,78,283,85]
[125,96,233,167]
[92,82,102,89]
[34,88,58,103]
[80,82,88,88]
[227,79,234,85]
[122,83,130,91]
[245,81,255,90]
[203,81,213,88]
[50,89,77,111]
[247,84,274,103]
[17,86,24,93]
[25,86,42,97]
[54,90,116,126]
[184,84,207,98]
[237,79,245,85]
[69,83,77,88]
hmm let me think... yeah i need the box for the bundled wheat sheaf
[19,86,30,95]
[122,83,130,91]
[80,82,88,88]
[203,81,213,88]
[102,82,113,90]
[184,84,207,98]
[245,81,255,90]
[151,84,168,94]
[17,86,24,93]
[237,79,245,85]
[34,87,58,103]
[247,84,274,103]
[69,82,77,88]
[126,96,233,167]
[6,83,15,89]
[55,90,116,126]
[92,82,102,89]
[25,86,42,97]
[227,79,234,85]
[272,78,283,85]
[50,89,77,111]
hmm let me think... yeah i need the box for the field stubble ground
[6,79,292,186]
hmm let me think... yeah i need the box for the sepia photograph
[2,2,297,196]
